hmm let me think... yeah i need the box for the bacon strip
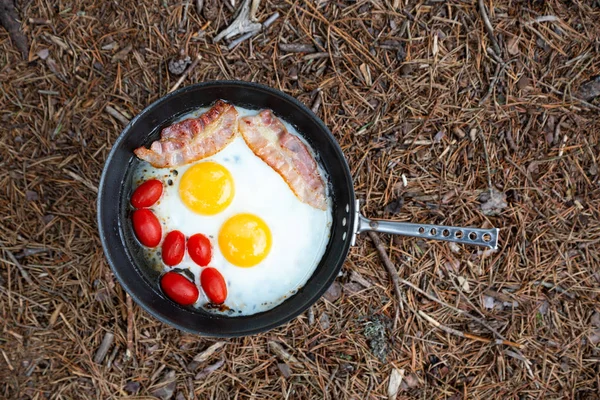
[134,100,238,168]
[239,110,327,210]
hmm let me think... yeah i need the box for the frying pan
[97,81,499,337]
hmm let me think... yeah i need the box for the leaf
[360,63,372,86]
[323,281,342,303]
[319,312,331,330]
[457,276,471,293]
[387,368,405,400]
[479,189,508,216]
[111,44,133,63]
[151,370,176,400]
[507,36,520,55]
[194,358,225,380]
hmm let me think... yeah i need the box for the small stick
[278,43,316,53]
[125,294,135,361]
[368,231,404,330]
[227,12,279,50]
[5,250,34,285]
[63,168,98,193]
[478,0,501,56]
[105,105,130,126]
[94,332,115,364]
[179,0,191,29]
[307,306,315,325]
[418,311,522,348]
[169,54,202,93]
[106,345,119,368]
[15,248,49,259]
[311,90,322,114]
[479,62,502,105]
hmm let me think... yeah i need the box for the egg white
[133,106,332,316]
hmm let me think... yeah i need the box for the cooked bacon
[134,100,238,168]
[239,110,327,210]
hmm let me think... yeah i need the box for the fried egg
[132,106,332,316]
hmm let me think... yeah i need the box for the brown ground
[1,0,600,399]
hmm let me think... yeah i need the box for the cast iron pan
[98,81,356,337]
[97,81,499,337]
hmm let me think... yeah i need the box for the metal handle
[352,201,499,249]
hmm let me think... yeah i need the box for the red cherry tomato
[162,230,185,266]
[201,268,227,304]
[160,272,199,306]
[132,209,162,247]
[187,234,212,267]
[131,179,163,208]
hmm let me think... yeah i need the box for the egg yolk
[179,162,234,215]
[219,213,272,267]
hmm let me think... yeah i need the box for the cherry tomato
[160,272,199,306]
[187,233,212,267]
[132,209,162,247]
[200,268,227,304]
[162,230,185,266]
[131,179,163,208]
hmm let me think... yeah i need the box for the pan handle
[352,200,499,249]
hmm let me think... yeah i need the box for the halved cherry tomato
[132,209,162,247]
[160,272,199,306]
[131,179,163,208]
[187,233,211,267]
[200,268,227,304]
[162,230,185,266]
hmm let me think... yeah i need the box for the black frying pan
[97,81,498,337]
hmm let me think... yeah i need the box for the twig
[368,231,404,330]
[527,15,559,24]
[94,332,115,364]
[307,306,315,325]
[105,105,130,126]
[418,311,522,348]
[179,1,191,29]
[15,247,49,259]
[125,294,135,361]
[479,63,502,105]
[477,129,494,192]
[478,0,501,56]
[169,54,202,93]
[227,12,279,50]
[63,168,98,193]
[213,0,261,43]
[5,250,34,285]
[193,342,226,362]
[279,43,316,53]
[311,89,322,114]
[268,341,299,364]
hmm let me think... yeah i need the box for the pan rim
[97,80,356,336]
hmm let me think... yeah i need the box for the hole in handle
[482,233,492,242]
[442,229,450,237]
[468,232,477,241]
[455,230,464,239]
[430,228,437,235]
[418,227,425,234]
